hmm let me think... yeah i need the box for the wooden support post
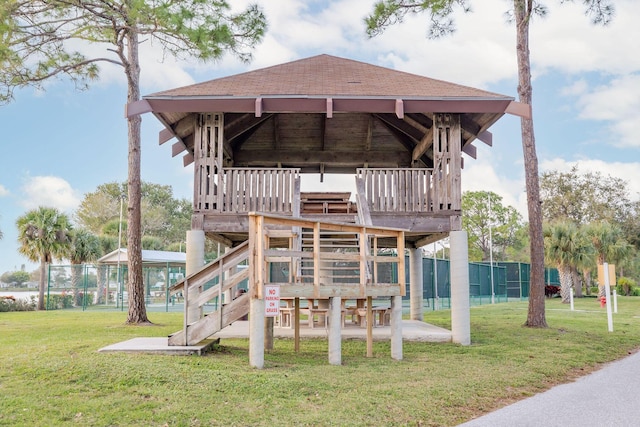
[313,222,320,299]
[265,241,274,351]
[366,296,373,357]
[265,317,274,351]
[294,297,300,352]
[359,227,368,284]
[182,278,189,346]
[218,256,224,327]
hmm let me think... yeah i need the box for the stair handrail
[170,240,250,321]
[169,240,249,296]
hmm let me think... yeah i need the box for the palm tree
[579,251,598,297]
[584,221,634,296]
[16,207,73,310]
[69,230,102,306]
[544,222,593,303]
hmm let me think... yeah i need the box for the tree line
[10,165,636,311]
[541,166,639,301]
[464,165,640,302]
[7,182,221,310]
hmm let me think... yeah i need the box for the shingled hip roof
[147,54,508,99]
[129,54,528,118]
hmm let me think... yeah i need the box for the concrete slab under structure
[98,320,451,355]
[99,337,219,356]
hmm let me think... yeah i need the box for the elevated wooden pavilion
[130,55,528,367]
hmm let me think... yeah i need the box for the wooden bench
[300,192,357,214]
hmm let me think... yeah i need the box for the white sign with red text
[264,285,280,317]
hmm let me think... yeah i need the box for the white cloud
[531,1,640,76]
[0,184,9,197]
[232,0,519,88]
[540,157,640,201]
[564,74,640,148]
[561,79,588,97]
[461,154,528,217]
[19,176,82,213]
[357,1,517,88]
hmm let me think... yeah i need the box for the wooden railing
[249,213,406,300]
[356,168,459,213]
[195,167,460,215]
[168,241,250,345]
[195,167,300,213]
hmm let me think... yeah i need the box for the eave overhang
[129,95,527,118]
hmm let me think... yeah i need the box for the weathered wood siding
[194,113,224,211]
[433,113,461,211]
[357,168,433,213]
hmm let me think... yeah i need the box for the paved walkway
[459,350,640,427]
[98,320,452,355]
[215,319,451,342]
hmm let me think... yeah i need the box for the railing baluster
[356,168,436,213]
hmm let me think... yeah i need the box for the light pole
[432,239,447,311]
[488,194,495,304]
[433,242,439,310]
[116,194,125,307]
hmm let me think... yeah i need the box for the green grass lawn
[1,297,639,426]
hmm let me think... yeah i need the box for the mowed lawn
[1,297,639,426]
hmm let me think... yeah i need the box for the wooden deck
[192,167,458,248]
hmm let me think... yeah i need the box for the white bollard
[603,262,614,332]
[570,288,574,311]
[613,290,618,314]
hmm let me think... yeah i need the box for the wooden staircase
[169,212,407,348]
[168,241,250,346]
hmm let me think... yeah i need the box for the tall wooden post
[366,296,373,357]
[433,113,461,211]
[409,247,423,321]
[193,113,224,212]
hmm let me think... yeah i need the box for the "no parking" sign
[264,285,280,317]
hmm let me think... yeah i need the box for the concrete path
[459,350,640,427]
[214,319,451,342]
[98,320,452,355]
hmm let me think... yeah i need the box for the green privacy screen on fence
[48,256,559,311]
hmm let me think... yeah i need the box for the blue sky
[1,0,639,274]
